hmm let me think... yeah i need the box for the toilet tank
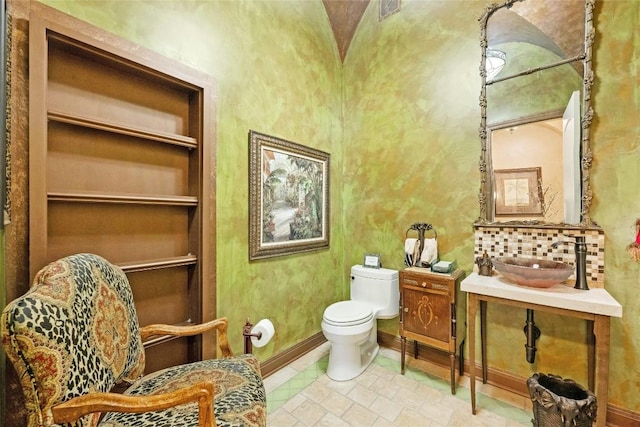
[350,265,399,319]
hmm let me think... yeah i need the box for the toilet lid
[323,301,374,326]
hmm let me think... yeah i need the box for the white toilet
[321,265,399,381]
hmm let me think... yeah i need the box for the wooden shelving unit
[28,11,215,373]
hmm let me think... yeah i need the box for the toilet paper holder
[243,318,274,354]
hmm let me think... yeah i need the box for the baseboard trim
[606,405,640,427]
[260,332,326,378]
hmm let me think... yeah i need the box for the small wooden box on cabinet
[399,267,465,394]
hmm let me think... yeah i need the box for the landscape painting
[249,131,330,260]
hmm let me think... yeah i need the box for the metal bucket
[527,373,597,427]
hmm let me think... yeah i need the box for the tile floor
[264,343,533,426]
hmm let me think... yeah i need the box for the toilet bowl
[321,265,399,381]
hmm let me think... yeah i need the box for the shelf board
[117,255,198,273]
[48,110,198,149]
[48,191,198,206]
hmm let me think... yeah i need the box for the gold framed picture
[249,131,330,260]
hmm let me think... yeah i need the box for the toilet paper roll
[251,318,275,348]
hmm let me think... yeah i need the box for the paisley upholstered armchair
[1,253,266,427]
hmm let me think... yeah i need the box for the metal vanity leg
[587,320,595,391]
[593,315,611,427]
[480,300,487,383]
[468,294,478,415]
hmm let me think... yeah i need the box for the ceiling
[488,0,585,61]
[322,0,370,62]
[322,0,585,67]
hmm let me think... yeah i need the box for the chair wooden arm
[52,381,215,427]
[140,317,233,357]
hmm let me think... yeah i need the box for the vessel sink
[491,257,574,288]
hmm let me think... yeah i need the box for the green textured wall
[342,1,479,335]
[27,0,640,416]
[592,0,640,410]
[342,0,640,413]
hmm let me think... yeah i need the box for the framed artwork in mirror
[494,167,543,216]
[249,130,330,260]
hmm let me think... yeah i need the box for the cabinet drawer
[401,272,452,293]
[401,287,451,343]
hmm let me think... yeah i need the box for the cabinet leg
[414,339,419,359]
[450,352,456,394]
[401,336,406,375]
[459,339,465,376]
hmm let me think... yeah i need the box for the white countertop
[461,272,622,317]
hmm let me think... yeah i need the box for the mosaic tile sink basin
[492,257,574,288]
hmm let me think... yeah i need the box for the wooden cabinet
[28,9,215,373]
[400,267,465,394]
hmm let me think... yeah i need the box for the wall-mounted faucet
[551,235,589,290]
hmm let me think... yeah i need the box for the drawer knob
[421,282,427,287]
[404,307,409,312]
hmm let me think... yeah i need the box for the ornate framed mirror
[476,0,596,227]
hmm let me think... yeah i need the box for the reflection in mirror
[490,115,564,223]
[486,0,586,82]
[486,64,581,124]
[477,0,596,227]
[489,92,582,225]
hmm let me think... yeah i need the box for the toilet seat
[323,301,374,327]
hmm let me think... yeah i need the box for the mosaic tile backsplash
[474,225,605,287]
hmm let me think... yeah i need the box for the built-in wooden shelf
[30,12,214,372]
[48,110,198,149]
[47,191,199,206]
[117,255,198,273]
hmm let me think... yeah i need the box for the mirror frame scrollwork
[476,0,597,227]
